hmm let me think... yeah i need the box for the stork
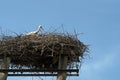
[26,25,43,35]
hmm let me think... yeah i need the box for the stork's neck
[35,27,41,33]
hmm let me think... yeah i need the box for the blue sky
[0,0,120,80]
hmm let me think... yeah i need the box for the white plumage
[26,25,43,35]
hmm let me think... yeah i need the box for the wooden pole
[0,57,10,80]
[57,56,68,80]
[57,44,68,80]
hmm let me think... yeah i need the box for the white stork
[26,25,43,35]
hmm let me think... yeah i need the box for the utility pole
[57,44,68,80]
[57,56,68,80]
[0,57,10,80]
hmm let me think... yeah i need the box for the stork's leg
[0,57,11,80]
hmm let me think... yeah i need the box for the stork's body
[26,25,43,35]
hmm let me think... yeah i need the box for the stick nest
[0,33,88,69]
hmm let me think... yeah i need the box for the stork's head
[38,25,43,30]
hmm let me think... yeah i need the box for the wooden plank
[8,74,79,76]
[0,69,79,73]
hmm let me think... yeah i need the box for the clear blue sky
[0,0,120,80]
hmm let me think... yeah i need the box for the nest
[0,33,88,69]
